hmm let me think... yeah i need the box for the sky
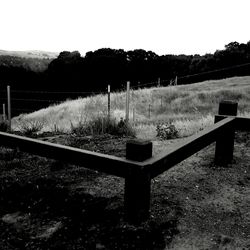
[0,0,250,56]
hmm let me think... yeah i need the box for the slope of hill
[13,76,250,138]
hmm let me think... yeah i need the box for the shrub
[70,116,135,137]
[0,120,8,132]
[156,122,178,140]
[17,120,45,136]
[116,118,136,137]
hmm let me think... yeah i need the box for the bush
[70,116,135,137]
[156,122,178,140]
[17,120,44,136]
[0,120,8,132]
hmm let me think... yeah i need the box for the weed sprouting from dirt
[0,120,8,132]
[15,119,45,136]
[156,123,179,140]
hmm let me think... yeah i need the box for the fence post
[3,103,6,121]
[125,140,152,223]
[107,85,110,120]
[158,77,161,87]
[214,100,238,165]
[126,81,130,122]
[101,116,104,134]
[7,85,11,131]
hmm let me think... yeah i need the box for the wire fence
[0,77,177,119]
[0,61,249,129]
[0,82,172,130]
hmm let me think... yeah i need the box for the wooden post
[107,85,110,120]
[101,116,104,134]
[214,100,238,165]
[158,77,161,87]
[3,103,6,121]
[126,81,130,123]
[54,124,57,133]
[125,140,152,223]
[218,100,238,116]
[160,96,163,109]
[133,108,135,122]
[7,85,11,131]
[126,140,152,162]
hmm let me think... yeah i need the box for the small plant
[52,124,65,134]
[70,115,135,137]
[17,120,45,136]
[0,120,8,132]
[156,122,178,140]
[116,117,135,136]
[70,120,89,135]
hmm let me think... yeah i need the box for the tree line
[45,41,250,91]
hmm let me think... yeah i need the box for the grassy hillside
[13,76,250,139]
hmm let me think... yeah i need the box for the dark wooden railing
[0,100,249,223]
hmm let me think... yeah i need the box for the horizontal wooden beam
[235,116,250,131]
[143,117,236,178]
[0,132,142,177]
[1,115,247,179]
[215,115,250,131]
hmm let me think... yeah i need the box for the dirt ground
[0,132,249,249]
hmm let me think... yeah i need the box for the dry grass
[12,76,250,138]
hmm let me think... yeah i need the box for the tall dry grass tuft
[70,115,136,137]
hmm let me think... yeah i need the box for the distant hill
[0,50,59,73]
[0,50,58,59]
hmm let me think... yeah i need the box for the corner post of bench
[214,100,238,165]
[124,139,152,223]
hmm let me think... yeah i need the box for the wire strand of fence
[178,62,250,80]
[130,61,250,89]
[12,108,37,112]
[0,98,64,103]
[2,60,250,99]
[10,98,63,103]
[10,90,105,94]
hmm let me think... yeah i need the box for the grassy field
[13,76,250,140]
